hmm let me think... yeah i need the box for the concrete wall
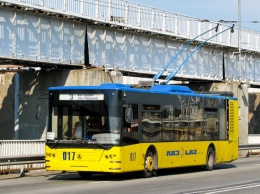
[0,69,122,140]
[248,88,260,134]
[0,73,15,139]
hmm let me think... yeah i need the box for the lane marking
[184,182,260,194]
[207,183,260,194]
[90,181,110,184]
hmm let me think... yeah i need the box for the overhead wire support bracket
[164,24,235,84]
[153,24,219,81]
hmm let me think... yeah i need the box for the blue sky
[131,0,260,32]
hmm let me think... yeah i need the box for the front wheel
[206,147,215,171]
[143,150,154,178]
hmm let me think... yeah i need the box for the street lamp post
[238,0,241,81]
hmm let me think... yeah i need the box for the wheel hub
[145,155,154,171]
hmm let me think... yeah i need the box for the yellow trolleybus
[45,83,238,178]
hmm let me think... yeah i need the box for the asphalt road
[1,156,260,194]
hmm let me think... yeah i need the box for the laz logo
[185,150,197,155]
[166,150,179,156]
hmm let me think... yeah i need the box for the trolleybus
[45,83,238,178]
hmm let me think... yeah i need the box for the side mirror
[125,108,133,123]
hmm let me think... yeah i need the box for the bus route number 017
[63,151,75,160]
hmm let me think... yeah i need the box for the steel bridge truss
[0,0,260,84]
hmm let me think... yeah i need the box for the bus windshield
[47,91,122,146]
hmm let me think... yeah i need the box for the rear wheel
[78,171,92,179]
[143,150,154,178]
[206,147,215,171]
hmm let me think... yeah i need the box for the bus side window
[125,104,138,132]
[161,105,174,142]
[123,104,139,145]
[204,111,219,140]
[142,105,161,142]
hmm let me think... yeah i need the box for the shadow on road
[47,163,236,181]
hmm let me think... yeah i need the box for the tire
[206,147,215,171]
[78,171,92,179]
[143,150,154,178]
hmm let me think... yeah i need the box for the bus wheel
[143,150,154,178]
[206,147,215,171]
[78,171,92,179]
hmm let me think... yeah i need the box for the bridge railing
[0,154,45,176]
[0,140,45,173]
[239,144,260,151]
[2,0,260,52]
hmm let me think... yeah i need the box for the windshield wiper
[51,140,60,149]
[87,140,110,150]
[49,139,112,150]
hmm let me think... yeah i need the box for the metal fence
[1,0,260,52]
[0,140,45,173]
[239,144,260,151]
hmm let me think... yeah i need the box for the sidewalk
[0,170,61,180]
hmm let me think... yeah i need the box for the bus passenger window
[161,105,174,141]
[142,105,161,142]
[124,104,138,132]
[179,122,197,141]
[122,104,139,145]
[194,122,203,140]
[204,112,219,140]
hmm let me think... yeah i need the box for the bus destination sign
[59,94,104,101]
